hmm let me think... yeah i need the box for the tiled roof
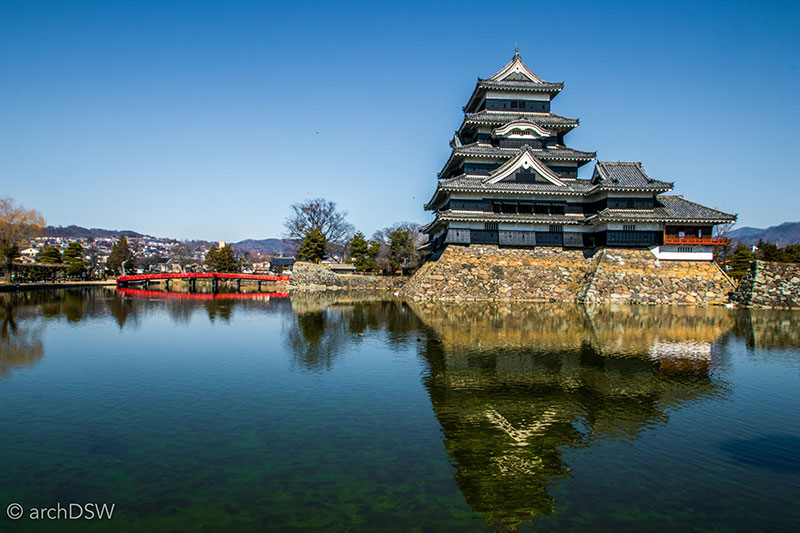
[437,175,594,195]
[462,110,579,130]
[452,143,596,161]
[476,79,564,93]
[592,161,673,190]
[594,196,736,223]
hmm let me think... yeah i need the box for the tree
[205,244,241,273]
[348,232,378,272]
[63,242,85,278]
[37,246,63,264]
[388,227,415,274]
[784,243,800,263]
[106,235,134,275]
[284,198,354,248]
[63,242,83,262]
[730,243,754,279]
[296,229,327,263]
[755,239,784,262]
[169,242,195,273]
[373,222,425,274]
[713,221,735,263]
[0,197,45,282]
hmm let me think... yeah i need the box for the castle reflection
[408,302,739,529]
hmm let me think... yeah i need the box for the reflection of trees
[410,302,732,530]
[0,293,45,376]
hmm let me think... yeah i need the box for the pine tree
[205,244,241,273]
[296,229,327,263]
[106,235,134,274]
[348,232,376,272]
[730,243,754,279]
[61,242,85,277]
[37,246,63,264]
[388,227,413,274]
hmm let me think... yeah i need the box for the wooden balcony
[663,236,729,246]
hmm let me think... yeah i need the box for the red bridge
[117,272,290,293]
[118,273,290,283]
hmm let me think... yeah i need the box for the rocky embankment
[401,245,735,305]
[730,261,800,309]
[289,262,405,292]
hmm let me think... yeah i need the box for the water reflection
[409,302,738,529]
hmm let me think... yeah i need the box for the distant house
[270,256,295,273]
[328,263,357,274]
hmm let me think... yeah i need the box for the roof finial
[514,44,519,55]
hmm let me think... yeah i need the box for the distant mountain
[45,225,154,239]
[728,221,800,247]
[231,238,295,255]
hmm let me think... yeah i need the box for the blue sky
[1,0,798,241]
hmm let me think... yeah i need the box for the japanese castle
[421,51,735,260]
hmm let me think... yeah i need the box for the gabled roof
[484,147,567,186]
[489,49,546,83]
[464,51,564,112]
[591,161,673,191]
[493,119,554,138]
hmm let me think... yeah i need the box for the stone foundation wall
[402,245,735,305]
[401,245,595,302]
[730,261,800,308]
[578,249,734,305]
[289,262,405,291]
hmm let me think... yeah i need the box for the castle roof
[592,196,736,224]
[461,110,579,133]
[452,143,596,163]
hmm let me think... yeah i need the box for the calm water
[1,289,799,532]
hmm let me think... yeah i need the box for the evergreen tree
[296,229,327,263]
[730,243,754,279]
[63,242,83,262]
[348,232,377,272]
[784,243,800,263]
[61,242,85,277]
[388,227,415,274]
[106,235,134,274]
[205,244,241,273]
[755,239,784,262]
[37,246,63,264]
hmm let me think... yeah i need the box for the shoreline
[0,280,117,292]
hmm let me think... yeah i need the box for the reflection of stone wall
[731,261,800,309]
[732,308,800,349]
[289,262,404,291]
[409,301,734,357]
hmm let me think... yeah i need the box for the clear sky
[2,0,798,241]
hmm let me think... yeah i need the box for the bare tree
[0,197,46,282]
[372,222,427,274]
[169,242,195,273]
[713,220,737,264]
[284,198,354,247]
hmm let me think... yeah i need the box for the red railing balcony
[663,236,729,246]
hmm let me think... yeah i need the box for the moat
[1,288,799,531]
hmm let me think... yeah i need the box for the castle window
[485,222,498,231]
[510,101,518,109]
[626,200,634,208]
[623,224,636,231]
[549,225,563,233]
[678,246,693,253]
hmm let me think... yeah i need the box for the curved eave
[588,214,737,224]
[439,146,596,178]
[436,185,588,197]
[591,185,674,194]
[459,113,580,135]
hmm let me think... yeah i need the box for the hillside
[231,238,295,255]
[729,221,800,247]
[45,225,155,239]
